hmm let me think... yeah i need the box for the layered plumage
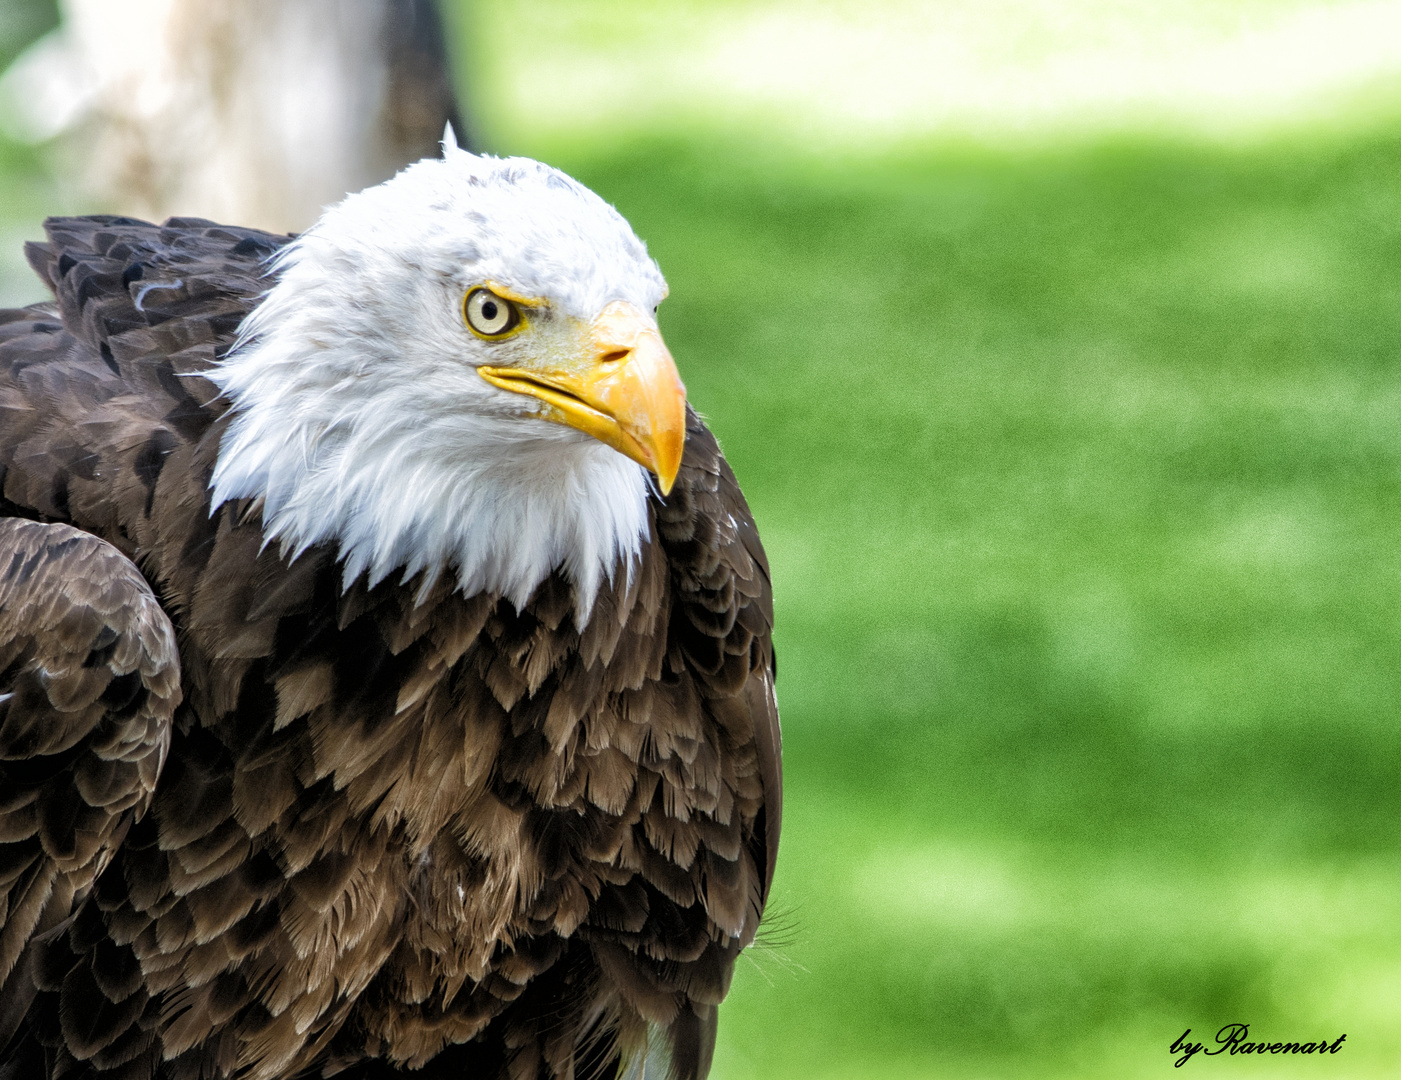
[0,150,779,1080]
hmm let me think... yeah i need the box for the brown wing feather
[0,519,179,1054]
[600,412,779,1080]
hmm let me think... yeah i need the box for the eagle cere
[0,143,780,1080]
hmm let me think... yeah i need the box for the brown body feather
[0,217,780,1080]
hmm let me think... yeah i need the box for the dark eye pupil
[482,300,498,320]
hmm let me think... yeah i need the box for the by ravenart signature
[1171,1025,1347,1066]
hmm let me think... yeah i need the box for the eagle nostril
[600,350,630,365]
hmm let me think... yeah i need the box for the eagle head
[207,140,686,622]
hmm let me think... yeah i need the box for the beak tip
[653,429,684,498]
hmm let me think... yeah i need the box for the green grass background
[5,1,1401,1075]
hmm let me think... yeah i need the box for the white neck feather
[208,351,650,621]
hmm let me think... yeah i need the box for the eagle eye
[464,288,521,338]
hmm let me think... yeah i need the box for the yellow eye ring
[464,288,523,339]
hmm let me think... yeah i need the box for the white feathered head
[208,138,687,623]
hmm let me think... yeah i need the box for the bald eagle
[0,143,780,1080]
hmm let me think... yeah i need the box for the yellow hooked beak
[477,301,687,494]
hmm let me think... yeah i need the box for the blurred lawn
[6,10,1401,1073]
